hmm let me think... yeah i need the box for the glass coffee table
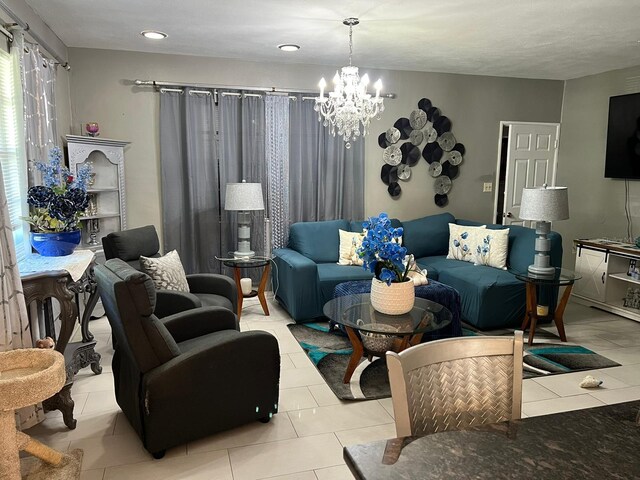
[323,294,452,383]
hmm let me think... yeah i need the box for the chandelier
[315,18,384,149]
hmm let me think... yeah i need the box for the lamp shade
[519,186,569,221]
[224,182,265,211]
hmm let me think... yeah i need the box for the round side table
[514,268,581,345]
[222,255,271,321]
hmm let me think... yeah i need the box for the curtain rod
[134,79,397,99]
[0,1,70,70]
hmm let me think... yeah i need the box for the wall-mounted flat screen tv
[605,92,640,179]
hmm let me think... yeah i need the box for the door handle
[601,272,606,283]
[506,212,513,218]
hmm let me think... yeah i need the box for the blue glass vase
[30,230,82,257]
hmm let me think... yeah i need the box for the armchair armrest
[186,274,238,312]
[161,306,238,343]
[143,331,280,430]
[155,290,202,318]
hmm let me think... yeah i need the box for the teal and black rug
[288,322,621,401]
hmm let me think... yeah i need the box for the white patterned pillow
[139,250,190,292]
[473,227,509,270]
[446,224,486,264]
[337,229,365,266]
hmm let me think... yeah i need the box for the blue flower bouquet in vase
[357,213,416,315]
[23,147,91,256]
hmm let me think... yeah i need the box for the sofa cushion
[402,213,455,258]
[415,255,470,281]
[438,265,524,330]
[289,220,350,263]
[349,218,402,232]
[316,263,373,304]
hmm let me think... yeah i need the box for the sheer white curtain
[12,30,58,186]
[0,43,45,430]
[265,95,289,250]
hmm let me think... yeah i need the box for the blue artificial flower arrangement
[357,213,411,285]
[23,147,92,233]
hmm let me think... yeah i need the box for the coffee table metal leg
[344,327,364,384]
[258,263,270,316]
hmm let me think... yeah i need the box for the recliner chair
[95,258,280,458]
[102,225,237,318]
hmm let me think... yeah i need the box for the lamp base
[234,250,255,259]
[527,264,555,277]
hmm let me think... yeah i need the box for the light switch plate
[483,182,493,193]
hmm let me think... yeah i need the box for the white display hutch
[573,238,640,322]
[66,135,129,257]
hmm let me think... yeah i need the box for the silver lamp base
[527,220,555,278]
[234,250,255,259]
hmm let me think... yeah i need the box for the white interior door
[500,122,560,226]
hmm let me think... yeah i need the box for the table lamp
[519,185,569,276]
[224,180,265,258]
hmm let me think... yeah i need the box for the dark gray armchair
[102,225,237,318]
[95,259,280,458]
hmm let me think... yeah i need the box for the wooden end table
[323,294,452,383]
[514,268,581,346]
[222,255,271,321]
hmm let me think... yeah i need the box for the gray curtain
[289,95,364,223]
[218,93,266,266]
[159,89,220,273]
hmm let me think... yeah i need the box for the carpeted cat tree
[0,349,83,479]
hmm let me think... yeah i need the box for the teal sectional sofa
[272,213,562,330]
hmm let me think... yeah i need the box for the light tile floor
[26,298,640,479]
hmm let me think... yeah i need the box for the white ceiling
[25,0,640,80]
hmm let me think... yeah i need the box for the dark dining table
[344,400,640,479]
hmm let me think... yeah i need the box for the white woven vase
[370,278,415,315]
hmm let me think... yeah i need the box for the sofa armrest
[155,290,202,318]
[186,274,238,311]
[161,306,239,343]
[272,248,320,322]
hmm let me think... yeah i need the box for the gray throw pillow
[139,250,190,292]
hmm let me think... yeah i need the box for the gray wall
[556,65,640,267]
[68,47,564,241]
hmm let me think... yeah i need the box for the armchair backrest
[95,259,180,373]
[102,225,161,270]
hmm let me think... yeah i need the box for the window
[0,47,28,261]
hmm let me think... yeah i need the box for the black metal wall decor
[378,98,465,206]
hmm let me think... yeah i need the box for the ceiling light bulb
[141,30,168,40]
[278,44,300,52]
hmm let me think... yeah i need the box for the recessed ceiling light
[278,44,300,52]
[141,30,168,40]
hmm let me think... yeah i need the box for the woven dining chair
[387,331,524,437]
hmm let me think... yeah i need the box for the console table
[573,238,640,323]
[19,249,102,429]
